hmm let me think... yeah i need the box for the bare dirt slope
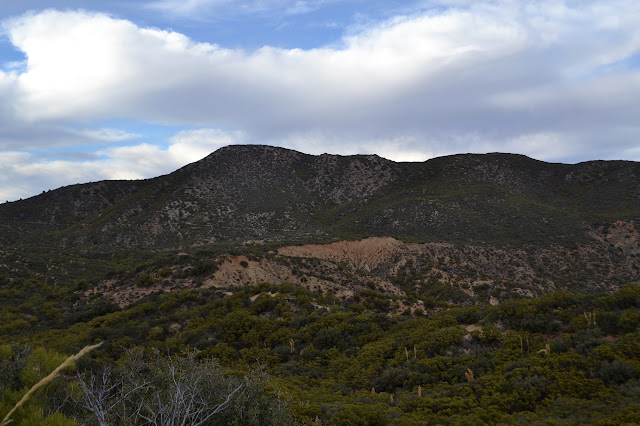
[278,237,406,271]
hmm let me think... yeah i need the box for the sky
[1,1,639,202]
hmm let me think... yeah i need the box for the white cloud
[76,128,141,142]
[624,145,640,162]
[148,0,223,16]
[146,0,336,18]
[168,128,244,163]
[375,146,433,163]
[94,128,245,179]
[276,130,439,162]
[0,151,118,201]
[0,128,244,201]
[4,4,638,133]
[0,151,37,201]
[0,69,18,116]
[504,132,573,162]
[285,1,325,15]
[95,143,177,179]
[0,122,141,150]
[5,10,219,121]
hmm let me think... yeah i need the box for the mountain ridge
[2,145,638,248]
[1,144,639,304]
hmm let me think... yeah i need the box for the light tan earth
[278,237,406,271]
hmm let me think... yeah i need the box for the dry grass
[1,342,102,426]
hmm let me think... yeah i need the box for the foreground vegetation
[1,279,639,424]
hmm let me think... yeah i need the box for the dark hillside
[0,145,638,296]
[1,145,638,250]
[0,180,152,245]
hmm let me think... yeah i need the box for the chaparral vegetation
[1,147,639,424]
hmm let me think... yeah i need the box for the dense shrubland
[1,280,639,424]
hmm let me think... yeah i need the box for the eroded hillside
[89,221,640,307]
[1,145,639,307]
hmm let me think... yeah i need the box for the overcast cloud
[0,1,639,201]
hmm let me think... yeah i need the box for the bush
[75,349,296,425]
[0,342,32,392]
[136,272,156,287]
[596,360,637,385]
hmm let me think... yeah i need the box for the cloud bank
[1,1,640,200]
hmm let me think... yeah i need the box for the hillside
[1,145,640,424]
[0,145,639,303]
[1,145,639,250]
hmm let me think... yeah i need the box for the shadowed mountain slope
[1,145,639,300]
[1,145,639,251]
